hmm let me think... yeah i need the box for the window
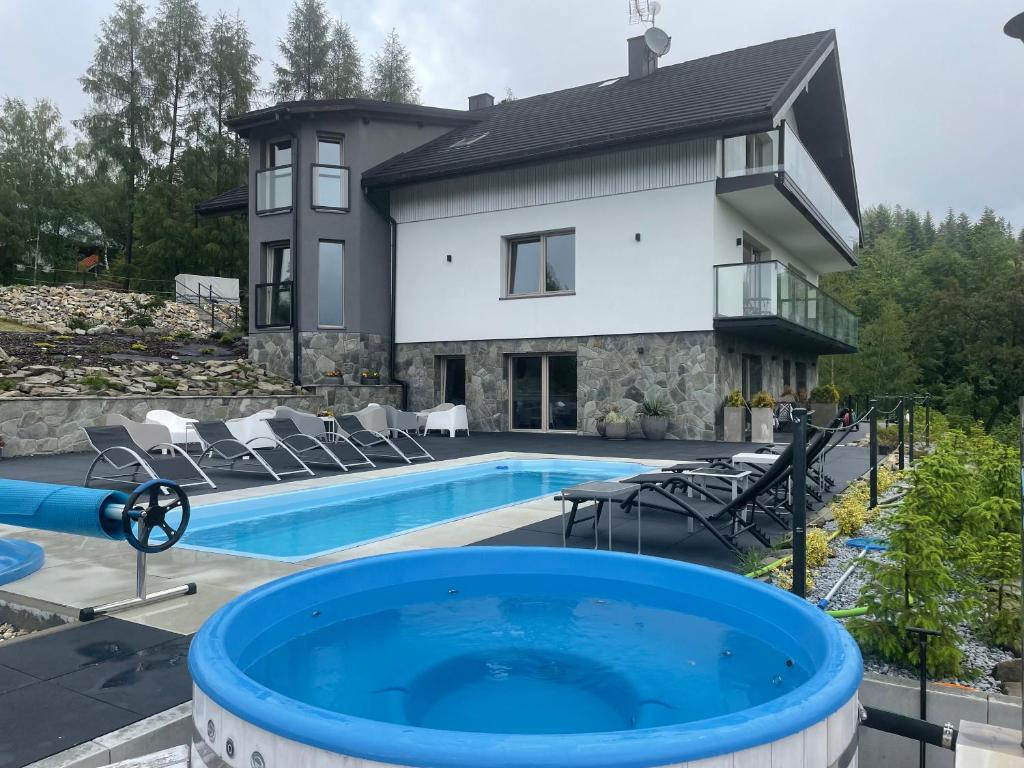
[317,241,344,327]
[313,136,349,211]
[795,362,808,395]
[440,357,466,406]
[256,139,292,213]
[255,242,292,328]
[505,230,575,297]
[509,354,577,432]
[783,359,792,387]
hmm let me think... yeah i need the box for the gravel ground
[773,487,1016,692]
[0,621,30,643]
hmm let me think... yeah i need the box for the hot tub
[190,548,862,768]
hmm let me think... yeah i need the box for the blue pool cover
[182,459,649,561]
[0,480,127,540]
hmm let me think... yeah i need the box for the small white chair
[416,403,454,433]
[424,404,469,437]
[145,409,199,446]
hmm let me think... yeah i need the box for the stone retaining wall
[316,384,403,413]
[250,331,390,385]
[0,394,325,457]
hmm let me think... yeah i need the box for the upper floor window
[504,230,575,297]
[313,135,349,211]
[257,138,292,214]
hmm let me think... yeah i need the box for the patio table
[558,481,642,554]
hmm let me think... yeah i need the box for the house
[202,29,860,439]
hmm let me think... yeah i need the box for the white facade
[393,139,818,345]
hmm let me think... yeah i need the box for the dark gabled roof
[194,185,248,216]
[225,99,480,135]
[363,30,837,188]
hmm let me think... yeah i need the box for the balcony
[717,123,859,271]
[312,164,350,211]
[714,261,857,354]
[253,282,293,328]
[255,166,292,214]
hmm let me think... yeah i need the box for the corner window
[317,241,344,327]
[256,139,292,214]
[255,242,292,328]
[313,136,349,211]
[504,230,575,297]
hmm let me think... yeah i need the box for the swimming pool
[182,459,648,561]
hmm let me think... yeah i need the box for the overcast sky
[1,0,1022,231]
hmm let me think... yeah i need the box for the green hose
[826,605,870,618]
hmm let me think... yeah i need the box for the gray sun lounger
[265,417,374,471]
[84,425,216,490]
[193,421,314,481]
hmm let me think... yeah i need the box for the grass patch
[0,378,15,391]
[81,375,119,392]
[150,375,177,390]
[0,317,40,332]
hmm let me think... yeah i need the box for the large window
[255,242,292,328]
[313,136,349,211]
[505,230,575,297]
[509,354,577,432]
[317,241,344,327]
[256,138,292,214]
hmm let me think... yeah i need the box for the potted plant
[595,413,607,438]
[360,368,381,385]
[603,410,629,441]
[749,390,775,443]
[808,383,840,427]
[723,388,745,442]
[638,396,673,440]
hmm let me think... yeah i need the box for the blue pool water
[243,573,812,734]
[183,460,646,561]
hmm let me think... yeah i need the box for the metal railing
[714,260,858,347]
[174,279,242,334]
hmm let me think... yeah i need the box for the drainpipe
[363,185,409,410]
[291,132,301,386]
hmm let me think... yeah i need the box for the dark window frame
[502,228,576,299]
[311,134,351,213]
[317,239,346,329]
[256,137,293,215]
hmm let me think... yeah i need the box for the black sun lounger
[84,425,216,490]
[335,414,434,464]
[265,418,374,472]
[193,421,314,481]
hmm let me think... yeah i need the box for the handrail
[712,260,857,317]
[781,124,859,226]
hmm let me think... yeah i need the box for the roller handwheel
[122,479,191,554]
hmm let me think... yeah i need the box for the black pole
[898,398,906,470]
[925,394,931,449]
[908,396,916,465]
[290,132,301,386]
[869,398,878,509]
[907,627,940,768]
[791,407,808,598]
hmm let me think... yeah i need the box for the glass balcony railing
[255,166,292,213]
[312,164,350,210]
[721,124,859,252]
[714,260,858,348]
[253,281,293,328]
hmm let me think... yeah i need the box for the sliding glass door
[510,354,577,432]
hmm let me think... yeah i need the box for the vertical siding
[391,138,717,223]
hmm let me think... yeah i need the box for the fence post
[925,395,931,449]
[897,398,906,471]
[869,398,878,509]
[908,396,916,466]
[791,407,808,599]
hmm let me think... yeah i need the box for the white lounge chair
[424,404,470,437]
[416,403,454,433]
[145,409,199,446]
[226,408,277,449]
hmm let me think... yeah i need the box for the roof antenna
[627,1,672,58]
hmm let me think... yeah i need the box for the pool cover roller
[0,480,128,541]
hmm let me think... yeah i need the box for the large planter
[809,402,839,427]
[750,407,774,443]
[723,406,745,442]
[641,416,669,440]
[604,421,629,440]
[596,420,606,438]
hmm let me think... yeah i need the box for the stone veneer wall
[395,332,721,439]
[715,333,819,406]
[316,384,404,413]
[0,394,324,457]
[250,331,390,385]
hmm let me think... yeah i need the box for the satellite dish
[644,26,672,57]
[649,0,662,16]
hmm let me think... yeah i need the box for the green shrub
[81,375,115,391]
[174,330,193,340]
[150,375,177,390]
[67,314,94,331]
[725,389,744,408]
[604,410,628,424]
[218,328,245,345]
[0,378,14,391]
[806,527,833,568]
[198,346,215,355]
[638,396,673,418]
[750,391,775,409]
[833,496,866,536]
[130,342,146,351]
[808,383,840,403]
[775,568,814,594]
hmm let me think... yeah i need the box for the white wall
[397,183,726,344]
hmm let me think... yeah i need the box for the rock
[993,659,1022,683]
[86,324,113,336]
[0,346,8,363]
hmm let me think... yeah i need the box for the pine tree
[78,0,155,266]
[271,0,333,101]
[367,28,420,104]
[323,19,362,99]
[145,0,204,176]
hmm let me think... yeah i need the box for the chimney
[468,93,494,111]
[627,35,657,80]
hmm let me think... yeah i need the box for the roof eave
[225,100,480,136]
